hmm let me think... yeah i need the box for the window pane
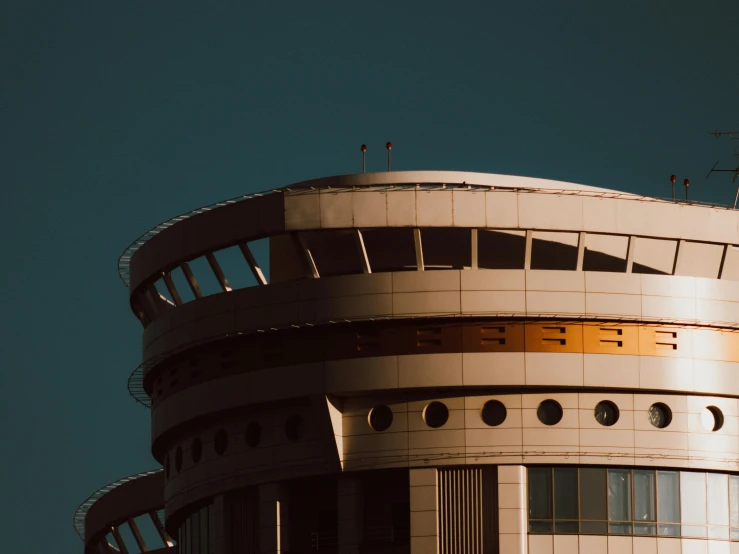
[554,468,578,519]
[680,472,707,526]
[658,524,680,537]
[708,525,730,540]
[579,468,607,520]
[609,523,632,534]
[681,524,707,538]
[528,468,552,519]
[209,505,215,554]
[731,476,739,528]
[580,521,608,534]
[634,470,656,522]
[707,473,729,526]
[634,523,657,535]
[529,520,553,533]
[200,507,209,554]
[191,511,200,554]
[657,471,680,523]
[608,469,632,521]
[554,521,578,533]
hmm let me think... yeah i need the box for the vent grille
[438,468,484,554]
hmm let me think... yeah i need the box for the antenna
[360,144,367,174]
[670,174,676,201]
[386,142,392,171]
[684,179,690,202]
[705,128,739,207]
[705,161,719,180]
[711,130,739,139]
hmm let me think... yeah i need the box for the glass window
[579,468,607,521]
[680,472,707,526]
[554,468,578,520]
[528,468,552,519]
[658,471,680,523]
[191,510,200,554]
[200,506,209,553]
[708,473,729,527]
[608,469,632,522]
[634,471,656,522]
[730,475,739,529]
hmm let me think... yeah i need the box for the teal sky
[1,1,738,552]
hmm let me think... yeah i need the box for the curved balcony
[120,172,739,330]
[73,469,175,554]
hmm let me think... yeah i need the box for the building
[74,170,739,554]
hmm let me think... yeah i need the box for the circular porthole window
[214,429,228,455]
[481,400,507,427]
[245,422,262,448]
[594,401,620,427]
[368,405,394,432]
[537,400,563,426]
[175,446,183,473]
[648,403,672,429]
[191,438,202,463]
[285,415,305,441]
[423,401,449,428]
[702,406,724,432]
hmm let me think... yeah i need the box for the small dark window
[245,421,262,447]
[594,401,620,427]
[704,406,724,432]
[368,405,394,432]
[537,400,563,426]
[191,438,202,463]
[423,401,449,428]
[285,415,305,441]
[648,403,672,429]
[214,429,228,455]
[481,400,507,427]
[175,447,183,473]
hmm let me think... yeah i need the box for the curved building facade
[76,171,739,554]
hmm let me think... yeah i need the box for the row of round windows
[165,415,307,478]
[367,400,726,432]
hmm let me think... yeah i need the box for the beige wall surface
[158,390,739,517]
[528,534,739,554]
[141,270,739,361]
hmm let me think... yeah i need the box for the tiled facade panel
[527,536,739,554]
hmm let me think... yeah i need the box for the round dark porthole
[174,446,183,473]
[703,406,724,432]
[481,400,507,427]
[368,405,394,432]
[594,401,620,427]
[423,401,449,428]
[648,403,672,429]
[164,454,170,479]
[214,429,228,455]
[245,421,262,448]
[537,400,563,426]
[285,414,305,441]
[191,437,202,463]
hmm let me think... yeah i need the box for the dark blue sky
[1,1,738,552]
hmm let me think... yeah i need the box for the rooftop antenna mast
[705,129,739,208]
[360,144,367,173]
[386,142,392,171]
